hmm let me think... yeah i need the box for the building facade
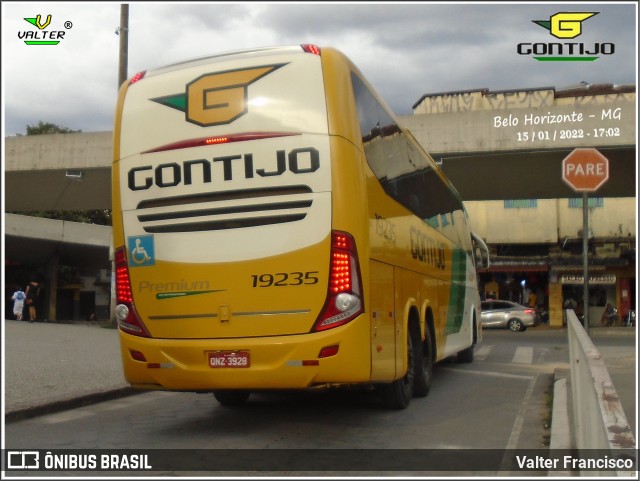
[405,83,636,327]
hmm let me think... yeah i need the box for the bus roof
[142,45,312,79]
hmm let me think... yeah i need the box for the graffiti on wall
[414,88,635,114]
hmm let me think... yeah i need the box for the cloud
[2,2,636,136]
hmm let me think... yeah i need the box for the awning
[482,264,549,273]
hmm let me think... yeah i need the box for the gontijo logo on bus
[151,64,286,126]
[517,11,615,61]
[19,14,72,45]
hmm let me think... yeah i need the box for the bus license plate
[208,351,250,368]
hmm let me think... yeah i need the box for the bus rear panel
[114,46,371,392]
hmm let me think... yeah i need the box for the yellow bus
[112,44,488,409]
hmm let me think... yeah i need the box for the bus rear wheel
[213,390,251,406]
[457,344,474,363]
[381,328,417,409]
[413,324,432,397]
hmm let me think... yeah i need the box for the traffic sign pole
[562,148,609,335]
[582,192,589,334]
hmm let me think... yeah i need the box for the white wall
[465,197,636,244]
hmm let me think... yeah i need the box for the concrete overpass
[403,84,635,201]
[4,83,636,321]
[5,84,636,212]
[4,213,112,321]
[5,213,112,269]
[5,131,113,212]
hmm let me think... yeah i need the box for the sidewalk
[3,318,637,446]
[3,319,135,421]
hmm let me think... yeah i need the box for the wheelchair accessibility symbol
[127,235,155,267]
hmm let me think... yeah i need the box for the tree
[26,121,81,135]
[28,210,112,226]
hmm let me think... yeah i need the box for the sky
[1,1,637,136]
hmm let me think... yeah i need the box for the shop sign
[560,274,616,285]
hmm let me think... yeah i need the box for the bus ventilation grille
[135,186,313,233]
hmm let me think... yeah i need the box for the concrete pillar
[47,254,59,321]
[73,288,81,320]
[548,281,564,327]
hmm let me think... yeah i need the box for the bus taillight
[301,44,321,55]
[313,231,363,332]
[142,132,299,154]
[129,71,146,85]
[114,246,151,338]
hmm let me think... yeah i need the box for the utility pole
[582,192,589,334]
[117,4,129,89]
[113,4,129,325]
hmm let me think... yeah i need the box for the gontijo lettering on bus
[128,147,320,191]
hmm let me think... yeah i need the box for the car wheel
[213,390,250,406]
[508,318,524,332]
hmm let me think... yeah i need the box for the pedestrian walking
[11,287,26,321]
[527,290,537,308]
[24,280,41,323]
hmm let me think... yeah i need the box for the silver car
[480,300,541,332]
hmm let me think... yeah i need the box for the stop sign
[562,148,609,192]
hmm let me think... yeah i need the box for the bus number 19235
[251,271,319,288]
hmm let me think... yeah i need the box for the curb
[550,373,573,477]
[550,376,571,449]
[5,387,139,423]
[589,327,637,336]
[551,368,574,450]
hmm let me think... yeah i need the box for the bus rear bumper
[118,321,371,391]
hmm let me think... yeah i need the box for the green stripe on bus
[444,248,467,335]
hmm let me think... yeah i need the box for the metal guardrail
[566,309,637,476]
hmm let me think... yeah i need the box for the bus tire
[381,329,415,409]
[213,390,251,406]
[458,317,477,363]
[457,344,474,363]
[413,324,433,397]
